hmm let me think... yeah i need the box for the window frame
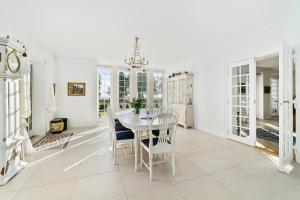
[136,71,148,108]
[118,70,131,110]
[153,71,164,108]
[97,67,112,118]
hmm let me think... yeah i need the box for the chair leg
[110,130,113,147]
[149,153,153,181]
[131,142,134,154]
[113,141,117,165]
[140,145,143,167]
[172,152,175,176]
[112,140,115,156]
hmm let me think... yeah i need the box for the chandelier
[125,37,148,69]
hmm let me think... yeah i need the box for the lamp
[125,37,148,69]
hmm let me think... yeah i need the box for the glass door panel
[228,59,256,146]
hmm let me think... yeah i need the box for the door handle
[283,100,290,104]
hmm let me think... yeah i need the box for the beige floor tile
[0,191,18,200]
[77,154,119,177]
[188,145,268,174]
[119,162,171,196]
[187,151,239,174]
[82,140,111,157]
[128,184,184,200]
[71,172,126,200]
[212,167,281,200]
[293,183,300,191]
[14,180,74,200]
[0,164,41,192]
[174,175,240,200]
[240,161,300,190]
[175,143,207,157]
[268,188,300,200]
[24,154,81,188]
[151,157,207,184]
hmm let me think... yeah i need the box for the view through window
[98,68,111,117]
[119,71,130,109]
[153,72,163,107]
[137,71,147,108]
[26,65,33,132]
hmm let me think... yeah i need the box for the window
[153,71,163,107]
[26,65,33,132]
[6,79,20,138]
[119,71,130,109]
[97,68,112,117]
[137,71,147,108]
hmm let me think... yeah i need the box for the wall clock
[6,49,20,73]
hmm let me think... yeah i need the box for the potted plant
[129,97,142,114]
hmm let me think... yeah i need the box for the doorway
[255,55,280,155]
[227,42,298,172]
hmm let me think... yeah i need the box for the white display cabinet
[0,37,27,185]
[167,72,193,128]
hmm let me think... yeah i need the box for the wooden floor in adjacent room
[256,117,279,155]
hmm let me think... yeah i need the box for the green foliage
[129,97,142,109]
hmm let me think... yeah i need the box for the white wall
[54,57,100,128]
[167,12,300,137]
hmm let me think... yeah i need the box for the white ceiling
[1,0,299,66]
[256,55,279,69]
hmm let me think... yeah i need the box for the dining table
[116,109,160,171]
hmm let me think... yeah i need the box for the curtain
[46,85,57,131]
[20,73,34,155]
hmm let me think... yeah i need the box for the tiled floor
[1,126,300,200]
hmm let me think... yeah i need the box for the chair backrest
[145,104,156,113]
[107,106,116,139]
[107,106,113,125]
[154,106,175,115]
[149,113,177,148]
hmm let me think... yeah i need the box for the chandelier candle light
[125,37,148,69]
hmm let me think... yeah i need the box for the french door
[228,58,256,146]
[279,41,295,171]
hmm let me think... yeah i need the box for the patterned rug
[33,133,73,151]
[256,128,296,145]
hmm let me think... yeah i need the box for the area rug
[33,133,73,151]
[256,128,296,145]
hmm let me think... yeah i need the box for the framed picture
[68,82,86,96]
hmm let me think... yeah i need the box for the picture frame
[68,82,86,96]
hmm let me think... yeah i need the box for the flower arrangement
[129,97,142,114]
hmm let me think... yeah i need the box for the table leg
[134,129,139,171]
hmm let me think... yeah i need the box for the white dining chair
[107,107,134,165]
[151,106,175,137]
[140,113,177,181]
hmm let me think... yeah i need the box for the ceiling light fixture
[125,37,148,69]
